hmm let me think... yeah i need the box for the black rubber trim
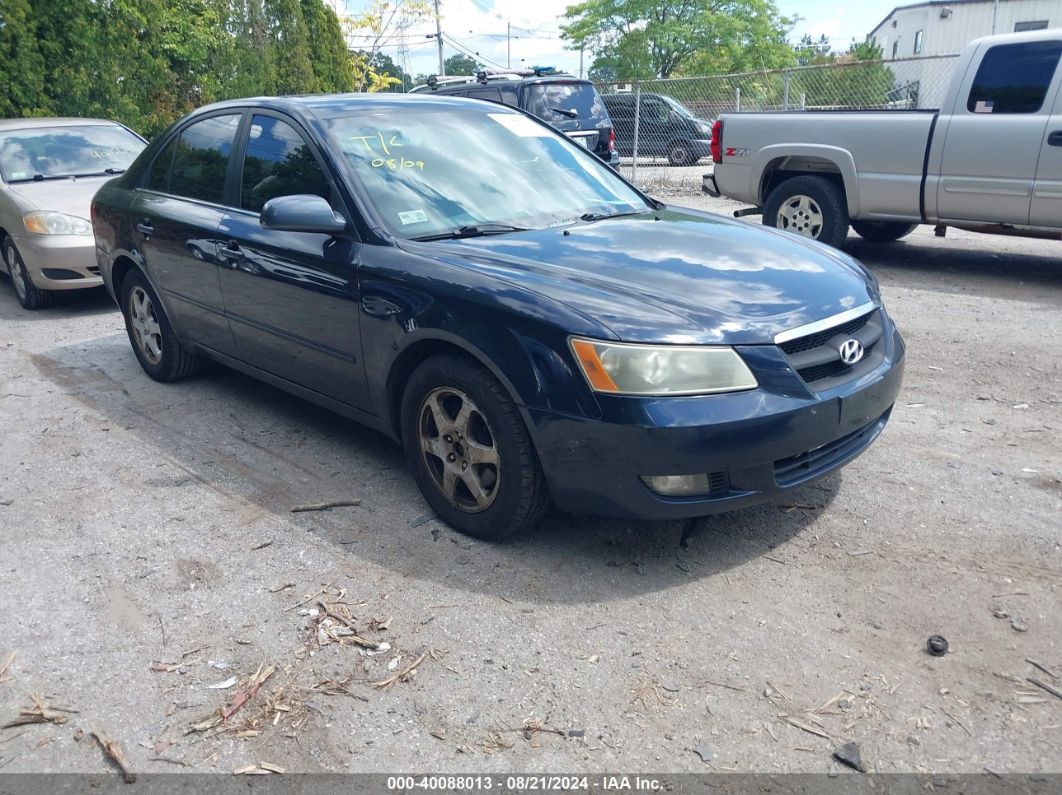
[918,112,939,223]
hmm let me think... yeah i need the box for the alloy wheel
[129,285,163,365]
[777,194,824,239]
[417,387,500,513]
[7,245,27,302]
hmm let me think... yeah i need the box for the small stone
[1011,616,1029,632]
[926,635,949,656]
[431,527,440,542]
[833,742,865,773]
[567,729,585,738]
[660,681,681,693]
[692,743,714,763]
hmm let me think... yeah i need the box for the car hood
[409,208,878,345]
[3,176,113,219]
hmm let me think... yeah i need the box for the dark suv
[601,92,713,166]
[416,72,620,167]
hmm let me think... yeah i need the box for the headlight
[23,211,93,236]
[570,338,758,396]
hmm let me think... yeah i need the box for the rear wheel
[851,220,918,243]
[400,354,550,540]
[763,175,850,249]
[4,238,53,310]
[120,269,199,382]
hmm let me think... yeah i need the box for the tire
[763,175,850,249]
[400,354,550,540]
[851,220,917,243]
[120,269,199,382]
[4,237,53,310]
[667,140,694,167]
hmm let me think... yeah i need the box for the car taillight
[608,129,616,153]
[710,119,722,163]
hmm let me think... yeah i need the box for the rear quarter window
[967,40,1062,114]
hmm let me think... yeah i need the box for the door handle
[218,243,245,267]
[136,220,154,236]
[1049,130,1062,147]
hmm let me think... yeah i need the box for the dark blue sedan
[91,94,904,539]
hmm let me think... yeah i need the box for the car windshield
[325,106,649,239]
[0,125,145,182]
[658,95,696,119]
[525,83,610,125]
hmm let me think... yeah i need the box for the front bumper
[10,232,102,291]
[531,330,905,520]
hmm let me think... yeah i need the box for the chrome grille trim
[773,300,879,345]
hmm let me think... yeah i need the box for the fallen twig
[786,717,831,740]
[190,663,276,732]
[375,652,428,689]
[251,540,273,551]
[92,731,136,783]
[940,707,974,737]
[1028,677,1062,702]
[291,500,361,513]
[0,652,15,682]
[283,581,336,612]
[317,602,388,651]
[1027,659,1059,680]
[2,694,70,728]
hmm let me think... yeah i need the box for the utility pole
[991,0,999,34]
[579,45,584,79]
[507,22,511,68]
[434,0,445,75]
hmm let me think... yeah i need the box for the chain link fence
[596,54,961,193]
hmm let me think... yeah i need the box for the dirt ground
[0,190,1059,780]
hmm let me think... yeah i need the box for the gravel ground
[0,192,1059,780]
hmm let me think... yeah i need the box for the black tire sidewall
[400,355,541,540]
[667,141,691,166]
[120,269,187,382]
[764,176,850,249]
[851,220,917,243]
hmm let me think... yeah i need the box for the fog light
[640,473,711,497]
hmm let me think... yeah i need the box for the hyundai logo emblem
[838,338,864,365]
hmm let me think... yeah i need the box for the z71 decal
[725,147,751,158]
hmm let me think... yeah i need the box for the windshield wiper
[550,107,578,119]
[579,209,650,222]
[412,223,528,242]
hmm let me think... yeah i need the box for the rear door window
[169,114,241,204]
[239,115,331,213]
[526,83,610,125]
[464,87,504,103]
[967,40,1062,114]
[147,138,177,192]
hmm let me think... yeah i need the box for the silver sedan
[0,118,146,309]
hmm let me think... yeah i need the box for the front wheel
[851,220,918,243]
[400,355,550,540]
[763,175,850,249]
[4,238,53,310]
[667,140,695,166]
[120,269,199,382]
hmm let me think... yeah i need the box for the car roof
[0,117,127,132]
[185,92,530,122]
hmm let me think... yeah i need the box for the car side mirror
[260,195,347,235]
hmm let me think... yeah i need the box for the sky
[329,0,899,80]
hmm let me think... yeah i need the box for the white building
[870,0,1062,58]
[868,0,1062,108]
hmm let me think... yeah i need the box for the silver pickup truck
[704,29,1062,248]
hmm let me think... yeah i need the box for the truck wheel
[667,140,694,166]
[401,354,550,541]
[763,175,849,249]
[852,220,917,243]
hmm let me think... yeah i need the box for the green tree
[302,0,355,92]
[562,0,796,79]
[0,0,49,117]
[444,53,479,76]
[267,0,315,94]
